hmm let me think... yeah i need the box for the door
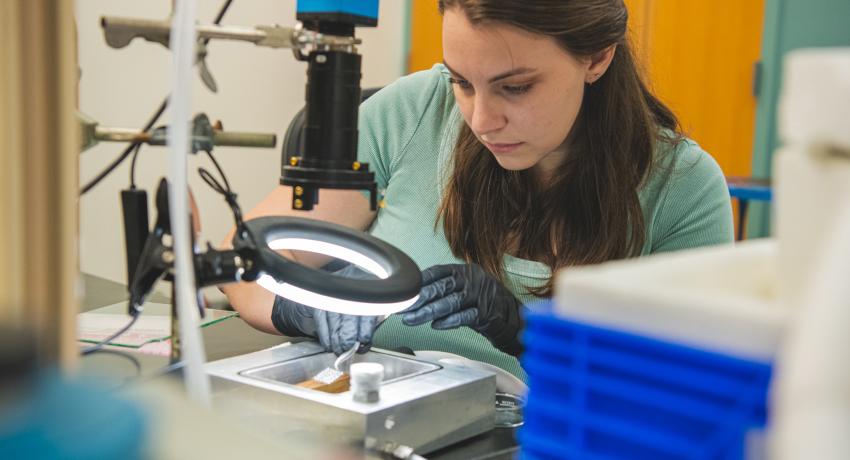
[749,0,850,237]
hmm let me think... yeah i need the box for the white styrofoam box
[778,48,850,149]
[773,146,850,308]
[771,173,850,460]
[554,240,786,362]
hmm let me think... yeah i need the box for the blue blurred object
[726,177,772,203]
[519,303,772,460]
[726,176,773,240]
[0,373,149,460]
[296,0,379,23]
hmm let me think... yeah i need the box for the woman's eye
[503,83,532,95]
[448,77,472,90]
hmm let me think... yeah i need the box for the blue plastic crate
[519,303,772,460]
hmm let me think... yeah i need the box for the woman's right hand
[270,263,380,355]
[272,297,379,355]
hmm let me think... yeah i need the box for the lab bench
[78,274,519,460]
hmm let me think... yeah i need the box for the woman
[223,0,733,379]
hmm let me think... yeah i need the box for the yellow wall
[407,0,765,179]
[632,0,765,177]
[408,0,444,73]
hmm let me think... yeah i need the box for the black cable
[80,348,143,378]
[208,0,235,37]
[80,308,140,356]
[128,143,143,188]
[198,151,234,208]
[199,150,245,229]
[80,141,141,195]
[203,149,231,192]
[81,0,236,196]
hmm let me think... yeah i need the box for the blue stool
[726,177,772,240]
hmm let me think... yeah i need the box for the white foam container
[554,239,787,362]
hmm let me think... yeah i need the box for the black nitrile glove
[400,264,524,357]
[270,264,379,355]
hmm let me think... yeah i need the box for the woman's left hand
[400,264,524,356]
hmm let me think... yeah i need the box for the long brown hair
[438,0,680,296]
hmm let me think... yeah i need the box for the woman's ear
[585,44,617,85]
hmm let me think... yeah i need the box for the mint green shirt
[356,64,733,379]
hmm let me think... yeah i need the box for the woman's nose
[469,94,506,135]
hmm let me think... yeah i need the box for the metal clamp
[77,112,277,153]
[101,16,360,53]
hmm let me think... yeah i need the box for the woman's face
[442,8,597,178]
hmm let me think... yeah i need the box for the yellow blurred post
[408,0,444,73]
[0,0,80,369]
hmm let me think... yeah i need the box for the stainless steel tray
[205,341,496,454]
